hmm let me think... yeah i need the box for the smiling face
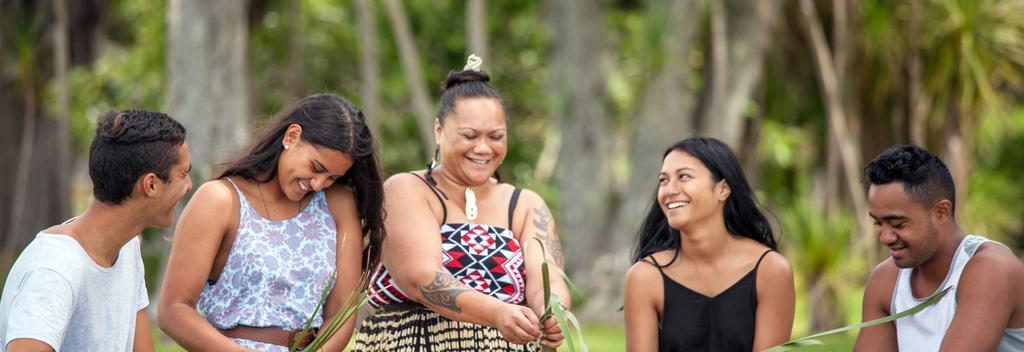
[657,150,730,232]
[868,182,942,268]
[278,124,355,201]
[149,142,193,228]
[435,97,507,186]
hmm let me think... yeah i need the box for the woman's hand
[538,315,565,349]
[493,303,543,345]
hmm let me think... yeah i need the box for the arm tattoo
[421,271,473,313]
[533,206,551,231]
[533,206,565,267]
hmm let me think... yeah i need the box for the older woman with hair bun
[353,56,570,351]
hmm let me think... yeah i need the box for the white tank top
[893,235,1024,351]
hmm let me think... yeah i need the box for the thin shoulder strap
[223,177,240,190]
[753,249,773,271]
[409,172,448,224]
[221,177,246,203]
[507,188,523,229]
[644,254,667,274]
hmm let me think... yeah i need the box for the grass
[568,324,624,351]
[153,328,185,352]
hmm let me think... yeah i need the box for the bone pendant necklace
[465,187,478,220]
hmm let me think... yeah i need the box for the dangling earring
[426,145,440,185]
[431,146,439,169]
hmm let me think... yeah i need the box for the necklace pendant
[465,188,478,220]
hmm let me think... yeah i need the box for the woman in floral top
[158,94,385,352]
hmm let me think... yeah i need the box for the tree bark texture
[167,0,252,180]
[383,0,435,155]
[700,0,780,150]
[547,0,615,288]
[0,0,104,263]
[356,0,382,139]
[798,0,870,245]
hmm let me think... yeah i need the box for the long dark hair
[218,93,385,269]
[631,137,776,265]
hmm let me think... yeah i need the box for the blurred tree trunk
[356,0,381,139]
[808,274,844,331]
[907,0,930,147]
[286,0,303,99]
[802,0,863,330]
[700,0,780,150]
[0,0,104,266]
[167,0,251,181]
[825,0,848,219]
[582,0,703,321]
[467,0,487,61]
[6,56,38,258]
[943,90,969,219]
[547,0,614,300]
[383,0,435,155]
[799,0,869,245]
[54,0,71,231]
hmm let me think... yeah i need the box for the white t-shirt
[0,233,149,351]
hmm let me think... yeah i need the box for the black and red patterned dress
[354,173,536,351]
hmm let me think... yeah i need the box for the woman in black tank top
[624,138,795,351]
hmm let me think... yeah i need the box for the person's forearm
[400,269,504,327]
[158,303,247,352]
[317,311,357,352]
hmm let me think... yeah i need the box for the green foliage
[963,108,1024,245]
[56,0,167,152]
[535,238,587,352]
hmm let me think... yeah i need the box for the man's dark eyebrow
[868,213,909,222]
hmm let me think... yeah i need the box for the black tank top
[653,249,772,351]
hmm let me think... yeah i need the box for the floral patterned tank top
[197,178,337,331]
[368,174,526,308]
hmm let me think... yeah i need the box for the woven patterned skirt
[353,303,540,351]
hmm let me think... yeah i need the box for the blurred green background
[3,0,1023,350]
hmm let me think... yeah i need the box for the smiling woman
[624,137,795,352]
[156,94,385,352]
[353,56,570,351]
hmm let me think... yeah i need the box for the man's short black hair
[89,109,186,205]
[864,144,956,214]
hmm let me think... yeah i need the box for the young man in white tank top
[855,145,1024,351]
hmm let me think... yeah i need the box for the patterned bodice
[368,222,527,308]
[196,178,337,331]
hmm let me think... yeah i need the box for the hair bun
[443,70,491,90]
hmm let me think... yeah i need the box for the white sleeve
[3,268,74,350]
[133,237,149,311]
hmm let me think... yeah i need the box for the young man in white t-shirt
[855,145,1024,351]
[0,110,192,352]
